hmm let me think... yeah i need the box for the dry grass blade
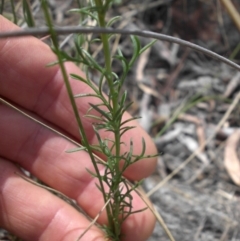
[224,72,240,97]
[147,91,240,197]
[136,46,151,82]
[138,83,160,99]
[75,197,112,241]
[220,0,240,32]
[0,97,83,148]
[178,113,206,148]
[134,188,175,241]
[15,172,84,214]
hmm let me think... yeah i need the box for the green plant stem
[94,1,123,238]
[10,0,17,24]
[94,2,112,81]
[42,2,121,239]
[41,0,108,214]
[94,0,121,172]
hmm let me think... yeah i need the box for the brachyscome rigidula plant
[41,0,157,240]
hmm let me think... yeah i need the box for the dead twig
[0,27,239,71]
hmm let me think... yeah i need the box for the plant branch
[41,0,107,207]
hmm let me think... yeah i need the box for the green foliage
[41,0,156,240]
[22,0,35,27]
[10,0,17,24]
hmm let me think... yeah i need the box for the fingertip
[0,158,106,241]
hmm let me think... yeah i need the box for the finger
[0,104,155,241]
[0,16,157,180]
[0,158,105,241]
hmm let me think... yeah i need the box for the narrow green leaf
[23,0,35,27]
[89,38,102,44]
[128,207,148,215]
[95,182,105,194]
[79,49,103,72]
[129,35,141,67]
[69,7,98,21]
[98,73,105,96]
[93,126,105,149]
[139,39,157,54]
[94,123,113,131]
[106,16,121,27]
[119,90,127,108]
[140,137,146,157]
[70,73,88,84]
[74,34,85,48]
[86,168,98,178]
[89,103,111,121]
[112,72,119,80]
[115,50,128,74]
[119,126,135,138]
[120,116,141,126]
[114,101,133,121]
[72,42,91,66]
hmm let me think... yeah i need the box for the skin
[0,16,157,241]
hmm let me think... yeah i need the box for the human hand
[0,16,157,241]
